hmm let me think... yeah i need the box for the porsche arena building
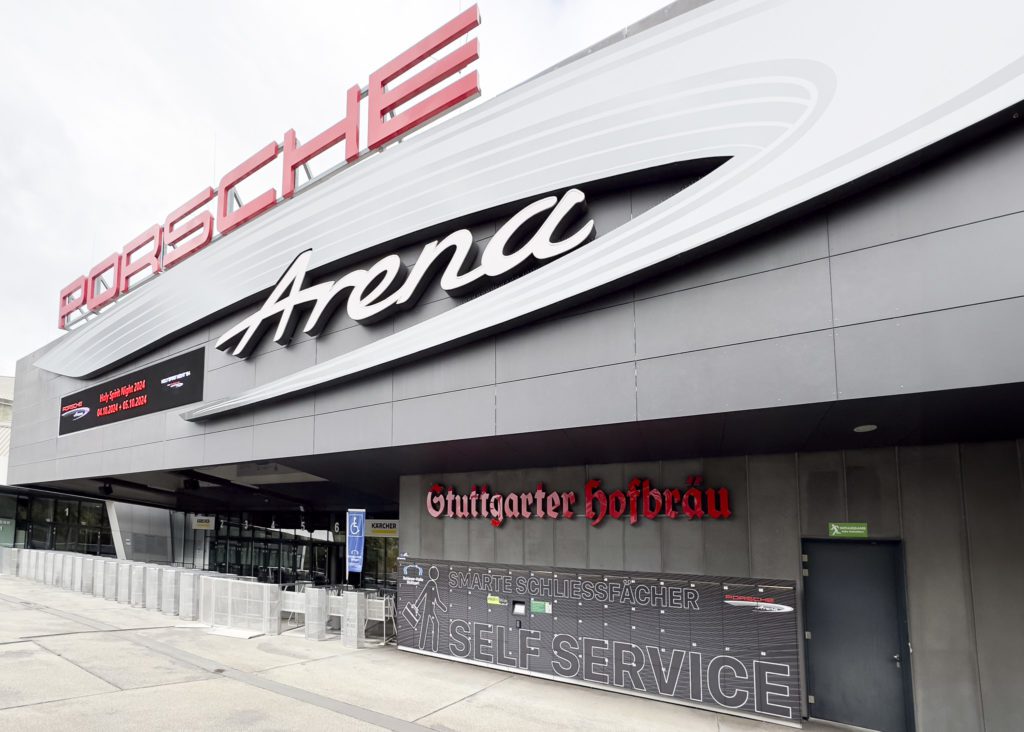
[5,2,1024,730]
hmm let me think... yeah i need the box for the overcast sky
[0,0,671,377]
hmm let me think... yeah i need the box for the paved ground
[0,575,834,731]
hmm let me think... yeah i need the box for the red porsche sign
[58,5,481,330]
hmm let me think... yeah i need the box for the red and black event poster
[58,349,205,435]
[398,558,802,725]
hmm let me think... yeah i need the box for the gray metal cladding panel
[392,386,495,446]
[843,448,901,538]
[523,514,554,567]
[493,468,528,565]
[419,501,444,560]
[313,372,392,416]
[635,259,834,360]
[314,320,393,363]
[467,506,497,565]
[827,124,1024,256]
[495,512,525,567]
[830,211,1024,326]
[398,475,427,558]
[835,297,1024,400]
[394,338,495,402]
[542,465,587,568]
[202,427,253,465]
[253,395,314,426]
[253,339,316,387]
[253,417,313,459]
[960,441,1024,732]
[162,435,204,471]
[635,215,829,301]
[798,451,845,538]
[661,460,705,576]
[312,403,392,454]
[898,444,984,732]
[637,330,837,420]
[622,462,664,574]
[205,360,256,401]
[702,457,749,578]
[495,363,636,435]
[747,454,799,581]
[495,303,635,383]
[442,505,470,562]
[585,464,625,572]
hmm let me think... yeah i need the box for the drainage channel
[0,591,432,732]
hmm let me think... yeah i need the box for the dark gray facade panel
[636,330,837,420]
[584,463,626,571]
[834,297,1024,400]
[202,426,253,466]
[552,499,588,569]
[418,481,445,560]
[252,416,314,459]
[844,448,901,538]
[392,386,495,446]
[524,466,581,567]
[495,302,635,383]
[827,125,1024,256]
[798,451,845,538]
[661,459,705,574]
[961,441,1024,732]
[314,319,392,363]
[205,359,255,401]
[394,338,495,402]
[495,363,636,435]
[634,259,833,360]
[313,372,392,416]
[898,444,984,732]
[204,410,254,437]
[747,454,800,581]
[165,405,205,441]
[163,435,204,472]
[622,461,663,573]
[491,468,528,565]
[830,211,1024,327]
[398,475,424,558]
[701,456,749,578]
[312,403,392,454]
[254,338,316,387]
[442,498,470,562]
[253,395,314,426]
[635,215,829,302]
[494,499,526,567]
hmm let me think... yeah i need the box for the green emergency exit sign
[828,522,868,538]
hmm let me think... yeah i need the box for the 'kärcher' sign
[398,559,801,724]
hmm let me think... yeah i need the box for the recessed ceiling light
[853,424,877,433]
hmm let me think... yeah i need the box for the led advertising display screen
[398,558,802,725]
[58,348,204,435]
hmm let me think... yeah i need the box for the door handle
[892,653,901,669]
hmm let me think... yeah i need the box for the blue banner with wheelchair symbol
[346,509,366,576]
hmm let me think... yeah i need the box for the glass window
[56,500,79,526]
[79,502,104,529]
[29,523,51,549]
[30,498,54,525]
[16,497,29,523]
